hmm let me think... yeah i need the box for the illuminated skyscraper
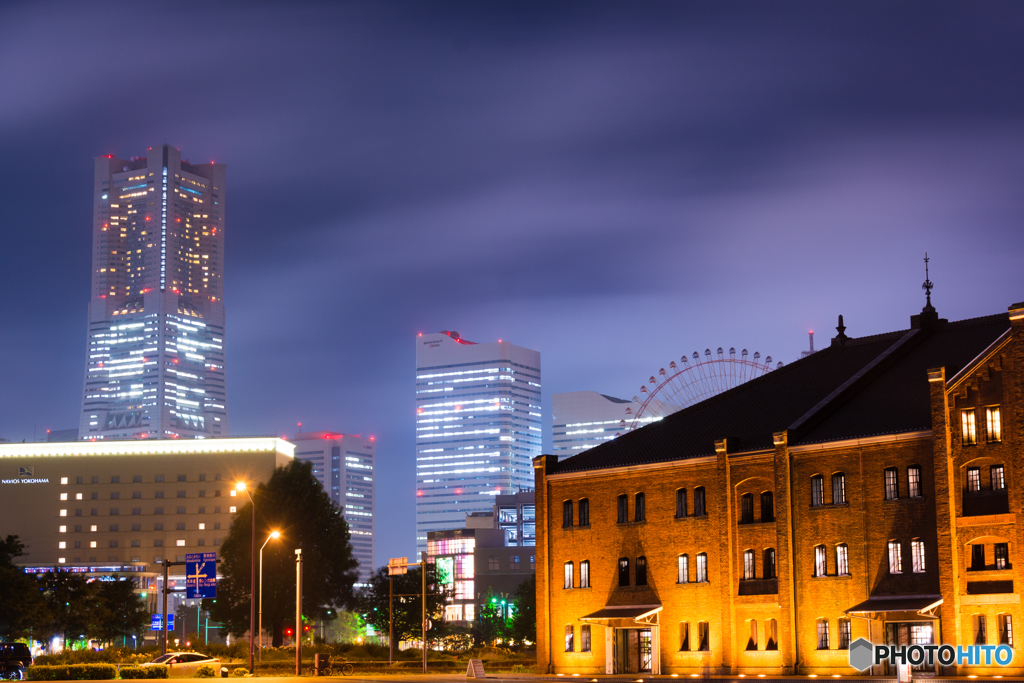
[291,431,376,583]
[79,145,228,439]
[415,331,541,553]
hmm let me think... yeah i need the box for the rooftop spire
[922,252,935,313]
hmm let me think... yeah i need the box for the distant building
[291,431,375,583]
[427,491,535,626]
[79,145,228,440]
[552,392,637,456]
[415,331,541,553]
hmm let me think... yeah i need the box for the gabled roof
[549,309,1011,475]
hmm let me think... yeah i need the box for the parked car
[143,652,221,678]
[0,642,32,680]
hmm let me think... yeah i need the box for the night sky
[2,2,1024,564]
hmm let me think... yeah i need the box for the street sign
[185,552,217,599]
[151,614,175,631]
[387,557,408,575]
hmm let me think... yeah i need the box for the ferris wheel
[623,347,782,433]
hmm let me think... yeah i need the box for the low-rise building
[534,298,1024,677]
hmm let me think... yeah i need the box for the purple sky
[2,2,1024,564]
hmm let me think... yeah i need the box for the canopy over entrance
[580,604,662,624]
[845,595,942,619]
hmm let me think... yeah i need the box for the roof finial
[835,314,848,345]
[922,252,935,312]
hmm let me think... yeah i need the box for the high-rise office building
[79,145,228,440]
[415,331,541,553]
[292,431,375,583]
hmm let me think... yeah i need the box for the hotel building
[534,298,1024,677]
[0,437,293,616]
[415,331,541,553]
[291,431,375,582]
[79,145,227,440]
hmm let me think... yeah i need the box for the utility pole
[295,549,303,676]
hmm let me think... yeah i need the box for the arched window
[578,498,590,526]
[742,549,755,579]
[636,556,647,585]
[740,493,754,524]
[760,491,774,522]
[617,494,629,523]
[811,475,824,506]
[676,488,688,518]
[677,554,689,583]
[635,492,646,522]
[694,487,706,516]
[832,472,846,504]
[562,500,573,528]
[618,557,630,586]
[763,548,776,579]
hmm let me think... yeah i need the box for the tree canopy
[210,460,358,645]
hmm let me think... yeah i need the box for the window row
[887,539,927,574]
[739,492,774,524]
[564,560,591,589]
[961,407,1002,446]
[564,624,591,652]
[973,614,1014,645]
[62,474,223,484]
[60,490,225,500]
[61,506,232,516]
[965,464,1006,493]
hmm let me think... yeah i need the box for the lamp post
[236,482,256,675]
[258,530,281,662]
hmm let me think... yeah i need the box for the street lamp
[259,530,281,662]
[236,482,256,675]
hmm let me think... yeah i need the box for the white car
[143,652,222,678]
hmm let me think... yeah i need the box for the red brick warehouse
[534,294,1024,676]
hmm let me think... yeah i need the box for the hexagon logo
[849,638,874,671]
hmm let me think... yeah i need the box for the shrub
[28,664,118,680]
[230,668,248,677]
[195,665,216,678]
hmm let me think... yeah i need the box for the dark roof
[550,310,1010,475]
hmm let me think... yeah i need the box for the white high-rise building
[291,431,375,583]
[415,331,541,553]
[79,145,227,439]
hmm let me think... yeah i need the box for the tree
[358,564,451,643]
[39,570,98,650]
[508,575,536,645]
[210,460,358,646]
[93,577,149,646]
[0,535,46,641]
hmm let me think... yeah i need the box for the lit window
[836,544,849,575]
[888,540,903,574]
[908,466,922,498]
[986,407,1002,443]
[962,409,977,445]
[912,539,926,573]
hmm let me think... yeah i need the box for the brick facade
[535,301,1024,676]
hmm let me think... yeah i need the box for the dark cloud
[2,1,1024,563]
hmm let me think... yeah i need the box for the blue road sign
[186,552,217,599]
[151,614,175,631]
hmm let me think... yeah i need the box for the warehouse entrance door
[614,628,652,673]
